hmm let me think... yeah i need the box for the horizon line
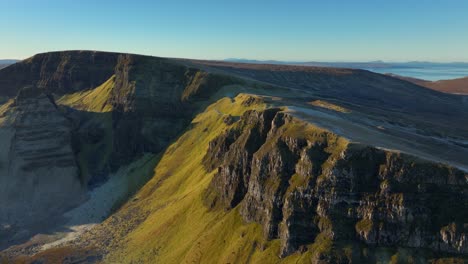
[3,50,468,64]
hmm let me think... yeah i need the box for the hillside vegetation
[0,51,466,263]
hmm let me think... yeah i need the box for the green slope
[87,94,317,263]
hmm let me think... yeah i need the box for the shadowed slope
[37,94,466,264]
[0,51,467,263]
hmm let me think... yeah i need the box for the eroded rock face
[203,108,280,209]
[106,54,239,169]
[0,51,118,97]
[0,86,84,228]
[203,109,468,258]
[0,52,242,250]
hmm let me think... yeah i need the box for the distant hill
[224,58,398,69]
[225,59,468,81]
[225,58,468,69]
[388,74,468,95]
[0,59,19,64]
[0,59,19,69]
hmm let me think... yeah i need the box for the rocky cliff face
[71,53,239,177]
[0,52,241,249]
[0,86,84,230]
[1,52,466,262]
[203,109,467,260]
[0,51,118,97]
[0,51,239,184]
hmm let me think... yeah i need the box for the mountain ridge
[0,50,467,263]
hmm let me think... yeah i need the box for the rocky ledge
[203,108,467,260]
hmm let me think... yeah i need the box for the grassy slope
[56,75,115,112]
[4,84,462,263]
[56,76,115,183]
[100,94,318,263]
[102,93,459,263]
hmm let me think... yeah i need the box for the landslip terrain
[0,51,466,263]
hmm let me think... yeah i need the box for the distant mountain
[224,58,398,69]
[225,58,468,69]
[225,59,468,81]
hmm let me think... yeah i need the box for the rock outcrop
[0,51,118,97]
[203,109,468,259]
[0,51,241,185]
[0,86,84,229]
[73,54,240,176]
[1,51,467,262]
[0,52,242,247]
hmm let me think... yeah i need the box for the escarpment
[1,52,467,263]
[0,52,241,247]
[0,51,240,183]
[203,108,281,208]
[0,86,84,230]
[203,109,468,259]
[0,51,118,97]
[72,53,240,177]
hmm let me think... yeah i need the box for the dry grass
[309,100,351,113]
[6,246,100,264]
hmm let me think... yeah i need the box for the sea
[365,64,468,81]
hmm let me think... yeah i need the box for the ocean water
[366,66,468,81]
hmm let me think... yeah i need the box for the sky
[1,0,468,62]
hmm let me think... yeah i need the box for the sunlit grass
[57,75,116,112]
[309,100,351,113]
[100,93,352,263]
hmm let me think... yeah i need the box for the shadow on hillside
[0,104,196,254]
[0,82,247,254]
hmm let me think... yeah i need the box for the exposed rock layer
[204,109,468,258]
[0,86,83,229]
[0,52,240,247]
[0,51,467,262]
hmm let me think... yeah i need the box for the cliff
[203,108,467,261]
[0,86,84,239]
[0,51,466,263]
[0,51,241,249]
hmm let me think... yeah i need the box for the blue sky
[1,0,468,61]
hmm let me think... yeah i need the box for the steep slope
[0,51,467,263]
[0,51,242,251]
[24,94,465,264]
[0,51,241,186]
[0,86,84,248]
[204,105,467,259]
[0,51,117,97]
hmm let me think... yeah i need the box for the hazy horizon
[3,52,468,64]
